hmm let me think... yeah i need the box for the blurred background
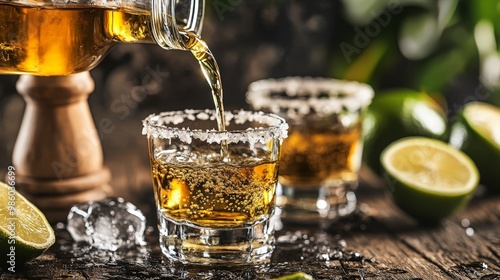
[1,0,500,168]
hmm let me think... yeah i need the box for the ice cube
[67,197,146,251]
[66,203,92,244]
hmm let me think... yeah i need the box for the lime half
[381,137,479,223]
[449,102,500,192]
[272,272,314,280]
[0,181,55,269]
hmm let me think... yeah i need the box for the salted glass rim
[142,109,288,144]
[246,77,374,115]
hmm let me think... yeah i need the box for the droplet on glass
[461,218,470,228]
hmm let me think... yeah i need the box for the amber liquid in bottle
[0,3,153,76]
[0,3,227,132]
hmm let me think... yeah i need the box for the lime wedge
[272,272,314,280]
[449,102,500,192]
[0,181,55,269]
[464,103,500,146]
[381,137,479,223]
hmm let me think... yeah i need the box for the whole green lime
[449,102,500,192]
[363,89,448,175]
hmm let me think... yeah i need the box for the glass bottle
[0,0,204,76]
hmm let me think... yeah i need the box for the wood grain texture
[10,72,112,223]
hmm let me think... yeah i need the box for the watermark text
[6,166,17,273]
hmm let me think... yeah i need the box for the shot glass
[246,77,374,223]
[143,109,288,266]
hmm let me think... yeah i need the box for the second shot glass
[247,77,374,223]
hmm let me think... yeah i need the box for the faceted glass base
[157,211,275,266]
[277,182,357,224]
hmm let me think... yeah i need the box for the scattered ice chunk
[66,206,89,243]
[67,197,146,251]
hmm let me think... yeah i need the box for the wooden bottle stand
[12,72,112,223]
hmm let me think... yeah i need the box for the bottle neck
[149,0,205,50]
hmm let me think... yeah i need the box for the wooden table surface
[1,108,499,280]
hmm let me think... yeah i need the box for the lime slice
[272,272,314,280]
[449,102,500,192]
[0,181,55,269]
[381,137,479,223]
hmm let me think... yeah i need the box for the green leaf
[399,12,440,60]
[341,0,390,25]
[471,0,500,39]
[416,50,465,92]
[474,20,497,58]
[472,0,500,22]
[341,0,433,25]
[343,38,389,83]
[437,0,459,30]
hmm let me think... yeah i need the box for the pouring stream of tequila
[181,31,228,157]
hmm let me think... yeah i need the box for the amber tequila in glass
[143,110,287,265]
[247,77,373,223]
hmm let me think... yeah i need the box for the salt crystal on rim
[143,109,288,145]
[196,112,210,120]
[246,77,374,116]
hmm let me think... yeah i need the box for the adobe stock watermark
[110,65,169,121]
[212,0,242,21]
[6,166,17,273]
[340,0,404,63]
[51,65,169,179]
